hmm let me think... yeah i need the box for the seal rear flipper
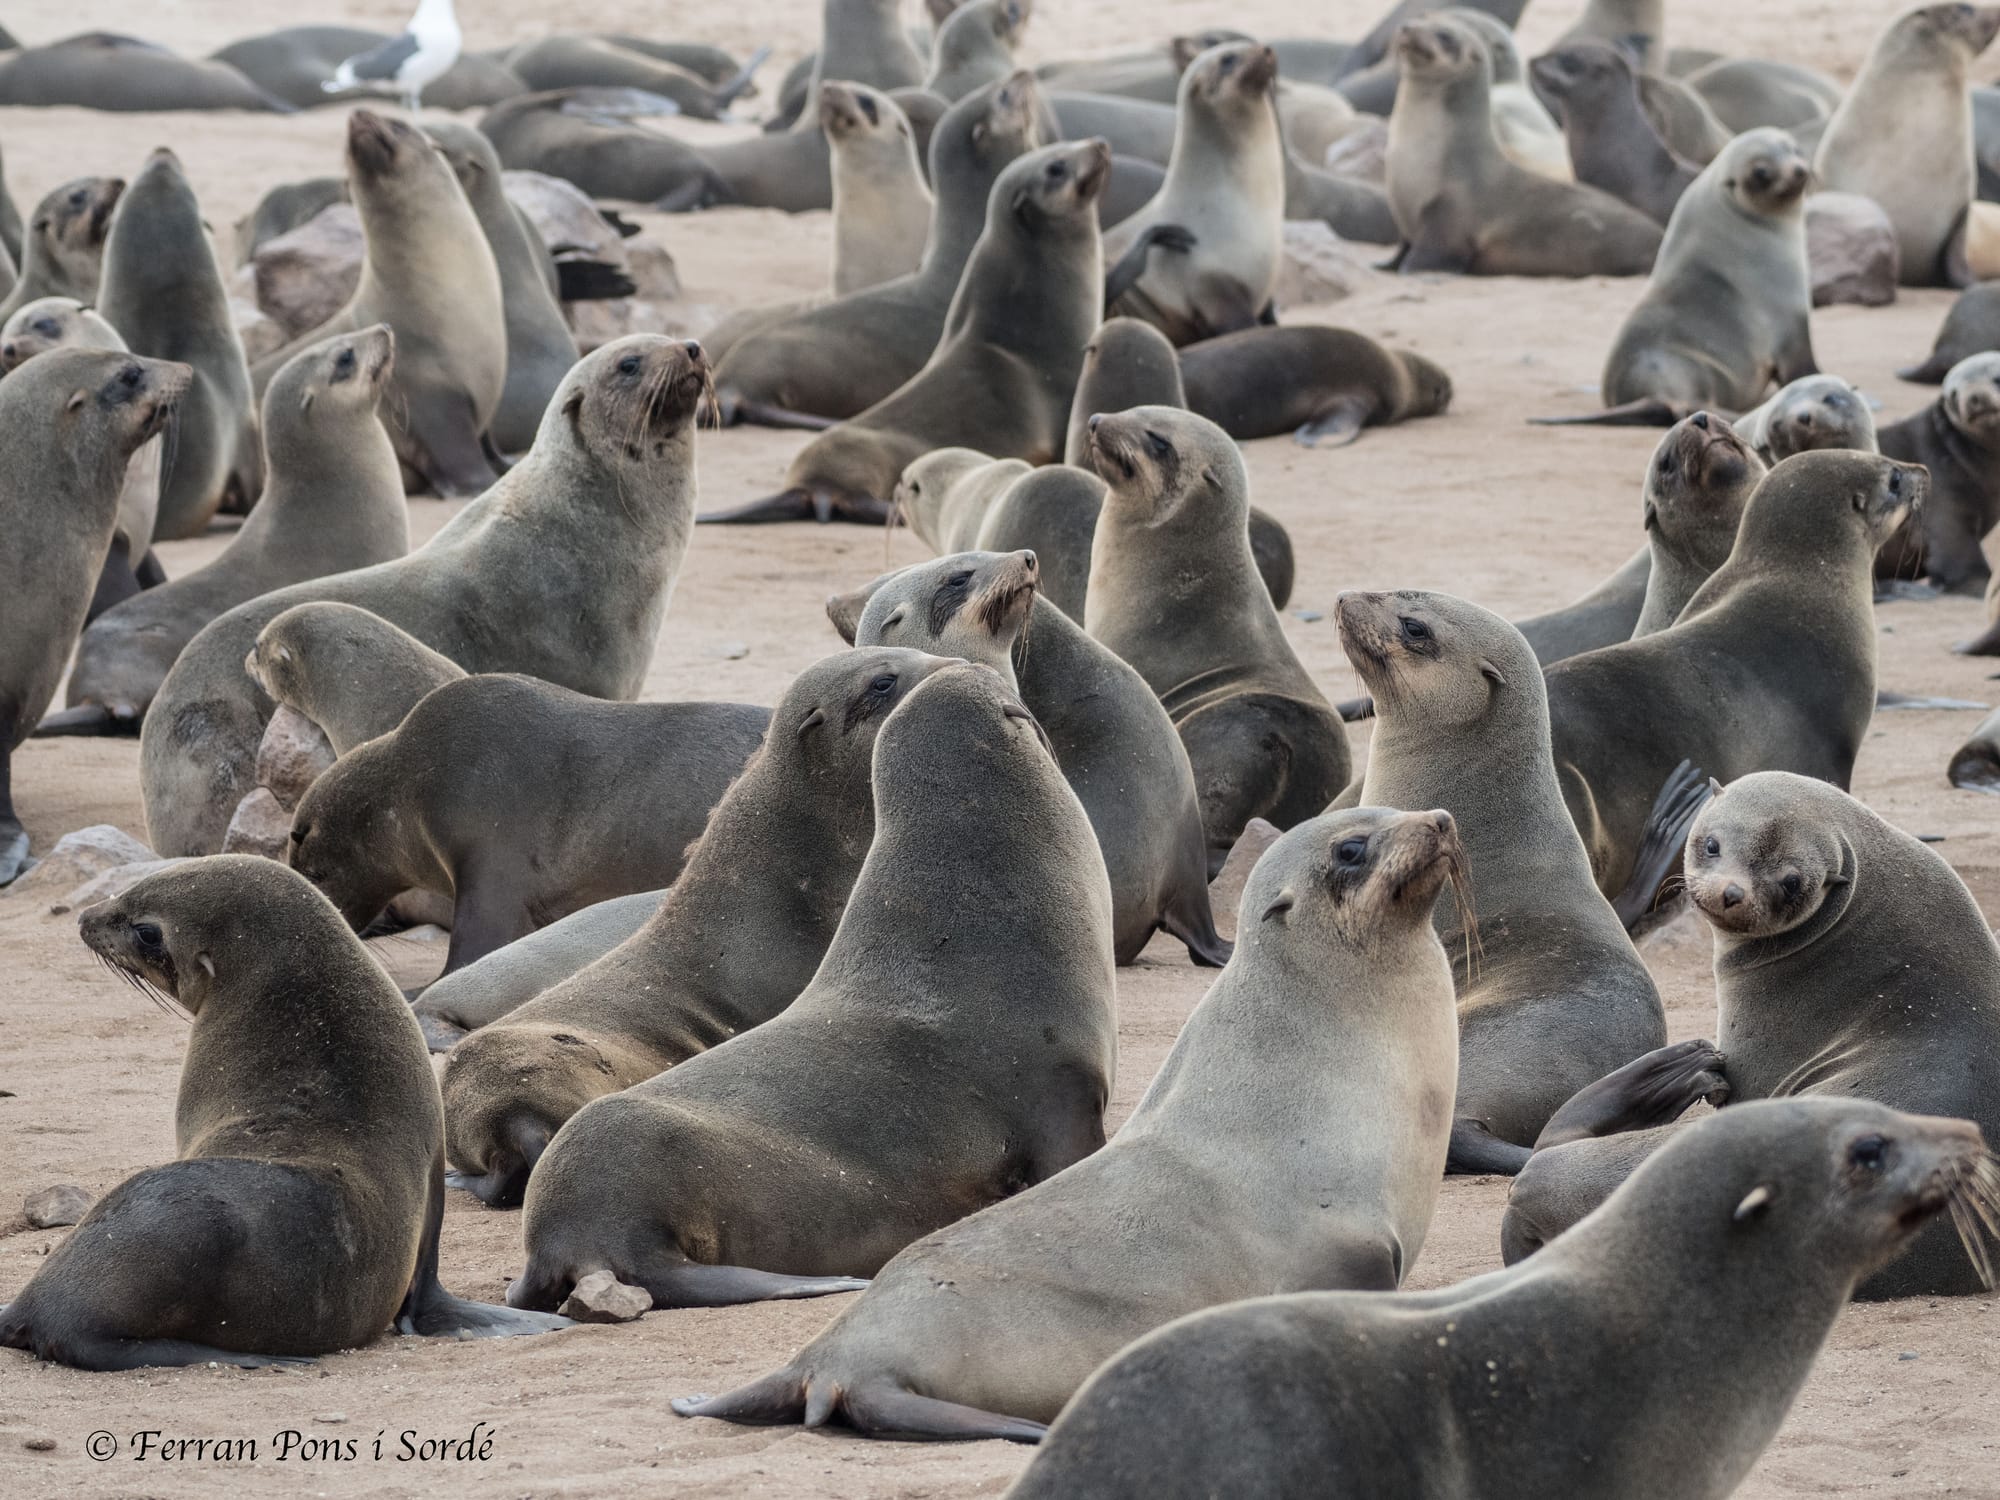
[1532,1040,1729,1150]
[1293,398,1370,448]
[1447,1117,1533,1176]
[1103,222,1194,307]
[674,1371,1049,1443]
[1956,619,2000,656]
[1609,758,1713,931]
[633,1260,871,1309]
[700,486,892,525]
[32,704,129,737]
[85,535,144,622]
[711,44,772,113]
[1948,734,2000,794]
[1531,398,1688,427]
[728,400,840,432]
[479,431,516,475]
[406,399,501,499]
[0,812,26,889]
[1897,353,1954,385]
[401,1160,571,1339]
[555,258,639,302]
[1876,689,1990,711]
[9,1332,315,1371]
[1160,893,1233,968]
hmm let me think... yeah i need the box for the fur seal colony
[6,1,2000,1494]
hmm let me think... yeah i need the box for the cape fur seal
[712,72,1047,429]
[0,32,291,112]
[0,176,121,321]
[1008,1099,1996,1499]
[212,26,529,111]
[1733,374,1877,466]
[0,857,569,1369]
[1506,774,2000,1299]
[925,0,1028,101]
[40,328,405,737]
[254,111,506,498]
[1903,279,2000,382]
[1631,412,1764,634]
[839,551,1231,966]
[802,0,927,109]
[1530,41,1698,226]
[0,349,187,884]
[1544,450,1923,910]
[1103,42,1287,343]
[437,650,952,1205]
[1684,56,1843,132]
[823,82,932,293]
[95,149,259,540]
[1815,4,2000,287]
[1514,549,1651,665]
[503,36,760,120]
[245,602,464,757]
[1338,590,1666,1175]
[477,89,727,210]
[507,662,1118,1311]
[1385,15,1663,276]
[1179,325,1454,446]
[1874,353,2000,593]
[675,806,1466,1440]
[1951,703,2000,791]
[1084,407,1351,870]
[140,335,709,858]
[705,139,1114,525]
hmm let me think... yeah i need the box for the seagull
[324,0,463,111]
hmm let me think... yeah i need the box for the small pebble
[23,1437,54,1452]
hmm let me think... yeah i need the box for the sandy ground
[2,0,1999,1495]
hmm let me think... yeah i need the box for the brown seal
[505,662,1118,1311]
[1874,353,2000,594]
[212,26,529,111]
[1530,41,1698,225]
[0,175,121,321]
[244,602,465,757]
[0,857,569,1369]
[1180,325,1453,446]
[822,82,933,293]
[1902,280,2000,382]
[1732,374,1877,466]
[1631,411,1764,633]
[673,806,1466,1440]
[0,32,293,111]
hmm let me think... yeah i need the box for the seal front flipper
[1609,758,1713,930]
[699,485,893,525]
[1159,893,1233,968]
[1446,1116,1533,1175]
[1533,1040,1730,1150]
[727,400,840,432]
[1396,206,1477,274]
[1293,397,1371,448]
[1876,689,1989,711]
[1103,222,1195,307]
[32,703,128,737]
[1532,397,1689,427]
[674,1370,1050,1443]
[397,1165,572,1340]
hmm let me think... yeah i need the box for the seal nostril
[683,340,704,361]
[1691,412,1709,430]
[1722,883,1746,909]
[1088,414,1103,432]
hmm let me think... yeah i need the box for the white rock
[4,826,156,904]
[559,1270,650,1323]
[1276,221,1375,308]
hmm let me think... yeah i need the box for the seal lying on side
[1008,1099,1997,1499]
[1504,774,2000,1299]
[212,26,529,111]
[1385,15,1662,276]
[1732,373,1877,465]
[96,148,259,539]
[1339,590,1666,1175]
[0,32,292,112]
[0,176,122,321]
[1545,451,1922,908]
[1874,353,2000,594]
[503,36,761,120]
[141,336,709,858]
[1085,407,1350,870]
[840,551,1230,966]
[477,89,727,209]
[437,650,949,1206]
[1180,326,1454,446]
[0,350,187,884]
[0,858,569,1369]
[254,111,506,498]
[290,676,769,974]
[41,327,405,737]
[508,663,1119,1311]
[245,602,464,756]
[674,807,1465,1441]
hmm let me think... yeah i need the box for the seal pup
[507,662,1119,1311]
[1631,413,1764,634]
[140,336,708,857]
[244,602,464,757]
[1507,774,2000,1298]
[0,297,163,619]
[706,139,1113,525]
[1545,451,1923,910]
[925,0,1028,101]
[1179,326,1454,446]
[290,676,768,974]
[0,349,187,884]
[675,807,1466,1439]
[1084,407,1351,870]
[0,33,292,112]
[1815,4,2000,287]
[0,857,570,1369]
[254,110,506,498]
[40,328,405,738]
[1685,57,1843,132]
[823,82,933,293]
[1875,353,2000,593]
[1530,41,1698,225]
[1950,704,2000,791]
[423,122,576,457]
[712,72,1046,429]
[1385,15,1663,276]
[842,551,1230,966]
[0,176,121,321]
[1008,1098,1997,1496]
[1103,42,1287,343]
[436,650,951,1205]
[1561,128,1815,424]
[1903,280,2000,382]
[1733,374,1877,466]
[1338,590,1666,1175]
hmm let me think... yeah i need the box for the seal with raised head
[0,175,121,321]
[1385,15,1662,276]
[0,32,293,111]
[1008,1098,1997,1498]
[254,110,506,498]
[1505,773,2000,1299]
[140,335,709,858]
[1530,40,1698,225]
[823,82,933,293]
[505,662,1119,1311]
[1631,411,1764,633]
[1815,4,2000,287]
[1732,373,1878,466]
[1180,325,1454,446]
[674,806,1466,1441]
[1085,406,1351,871]
[0,857,570,1369]
[0,348,186,883]
[925,0,1028,101]
[840,550,1230,966]
[435,649,952,1205]
[289,675,769,974]
[1338,589,1667,1175]
[244,601,465,757]
[801,0,927,109]
[40,327,405,737]
[1874,352,2000,593]
[705,138,1113,525]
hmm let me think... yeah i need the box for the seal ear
[1478,658,1506,686]
[1261,891,1295,924]
[825,592,865,644]
[796,707,826,737]
[1732,1183,1776,1222]
[299,389,316,415]
[66,388,87,413]
[1707,777,1725,799]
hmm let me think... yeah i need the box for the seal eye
[33,318,59,338]
[859,94,879,126]
[618,354,643,377]
[870,674,897,694]
[1399,617,1431,643]
[1749,166,1772,188]
[1144,431,1170,459]
[1850,1135,1889,1173]
[1703,835,1721,857]
[1335,837,1368,867]
[1045,162,1068,182]
[947,571,974,588]
[1780,873,1803,899]
[132,922,164,950]
[119,363,143,389]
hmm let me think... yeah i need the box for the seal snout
[346,109,403,174]
[1085,412,1139,483]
